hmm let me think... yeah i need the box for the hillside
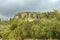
[0,10,60,40]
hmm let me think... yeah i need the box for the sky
[0,0,60,20]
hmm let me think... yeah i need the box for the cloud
[0,0,37,7]
[49,0,59,3]
[0,0,60,20]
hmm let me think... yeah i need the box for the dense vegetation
[0,10,60,40]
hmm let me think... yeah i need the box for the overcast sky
[0,0,60,20]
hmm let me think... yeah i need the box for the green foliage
[1,10,60,40]
[10,23,17,30]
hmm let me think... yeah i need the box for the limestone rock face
[14,12,43,21]
[15,16,19,19]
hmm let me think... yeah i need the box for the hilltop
[14,10,59,22]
